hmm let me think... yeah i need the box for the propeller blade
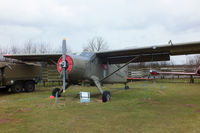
[62,38,67,92]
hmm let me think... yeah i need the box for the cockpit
[80,52,95,58]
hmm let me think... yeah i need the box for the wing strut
[100,55,141,82]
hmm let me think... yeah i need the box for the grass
[0,80,200,133]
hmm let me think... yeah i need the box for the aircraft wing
[96,41,200,64]
[151,71,196,75]
[3,41,200,64]
[3,53,62,63]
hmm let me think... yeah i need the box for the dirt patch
[195,109,200,113]
[0,117,20,124]
[15,108,31,113]
[143,98,161,104]
[0,118,12,124]
[184,104,196,108]
[37,103,45,108]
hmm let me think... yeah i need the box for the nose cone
[196,68,200,76]
[57,55,73,73]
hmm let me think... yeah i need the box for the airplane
[3,39,200,102]
[150,66,200,83]
[127,77,152,81]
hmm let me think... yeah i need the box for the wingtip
[3,54,11,57]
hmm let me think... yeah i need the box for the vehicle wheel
[0,87,9,92]
[24,81,35,92]
[125,85,129,90]
[52,88,62,97]
[102,91,111,102]
[11,81,23,93]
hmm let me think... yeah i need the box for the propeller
[62,38,67,93]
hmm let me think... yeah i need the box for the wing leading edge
[3,41,200,64]
[96,41,200,64]
[3,53,62,63]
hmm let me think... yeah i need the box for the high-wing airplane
[3,39,200,102]
[150,66,200,83]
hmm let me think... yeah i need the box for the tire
[125,85,129,90]
[0,87,9,93]
[52,88,62,97]
[24,81,35,92]
[102,91,111,102]
[11,81,23,93]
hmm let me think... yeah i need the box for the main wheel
[11,81,23,93]
[24,81,35,92]
[52,88,62,97]
[125,85,129,90]
[102,91,111,102]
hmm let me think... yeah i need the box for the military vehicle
[0,62,40,93]
[4,39,200,102]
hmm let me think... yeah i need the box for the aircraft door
[102,64,108,78]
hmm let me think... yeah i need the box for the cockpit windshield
[80,52,94,58]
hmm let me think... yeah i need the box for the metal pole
[56,92,58,106]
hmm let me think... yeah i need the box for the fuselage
[64,52,127,84]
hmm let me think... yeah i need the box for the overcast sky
[0,0,200,63]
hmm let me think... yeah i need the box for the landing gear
[51,84,70,97]
[52,88,62,97]
[124,83,130,90]
[125,85,129,90]
[190,75,194,83]
[91,76,112,103]
[102,91,111,102]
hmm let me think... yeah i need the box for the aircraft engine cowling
[57,55,73,74]
[196,68,200,76]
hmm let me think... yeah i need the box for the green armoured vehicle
[0,62,41,93]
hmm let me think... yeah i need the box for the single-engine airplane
[3,39,200,102]
[150,66,200,83]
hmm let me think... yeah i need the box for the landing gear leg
[91,76,111,102]
[52,84,71,97]
[190,75,194,83]
[124,83,129,90]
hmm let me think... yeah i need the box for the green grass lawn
[0,81,200,133]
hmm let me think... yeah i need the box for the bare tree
[0,46,3,61]
[186,55,200,66]
[10,45,20,54]
[23,40,38,54]
[194,55,200,66]
[23,40,33,54]
[83,37,108,52]
[38,43,48,53]
[55,43,71,53]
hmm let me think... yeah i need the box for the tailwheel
[102,91,111,102]
[52,88,62,97]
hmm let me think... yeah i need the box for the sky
[0,0,200,64]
